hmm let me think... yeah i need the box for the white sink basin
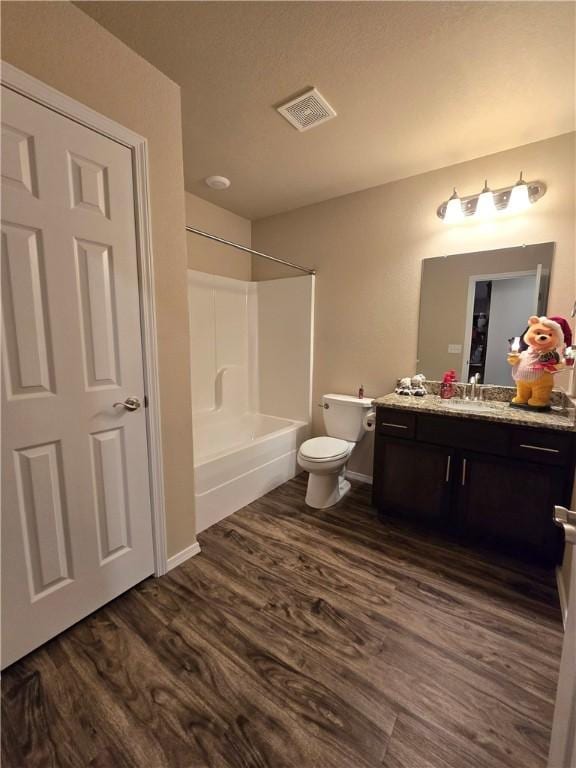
[443,400,493,413]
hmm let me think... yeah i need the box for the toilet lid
[299,437,350,461]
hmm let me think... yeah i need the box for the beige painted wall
[186,192,251,280]
[253,133,575,476]
[2,1,196,557]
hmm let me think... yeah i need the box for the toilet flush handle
[317,402,329,409]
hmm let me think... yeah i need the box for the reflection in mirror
[417,243,554,385]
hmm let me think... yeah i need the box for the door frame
[549,506,576,767]
[460,269,538,382]
[1,61,169,575]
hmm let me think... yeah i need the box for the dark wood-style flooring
[2,475,564,768]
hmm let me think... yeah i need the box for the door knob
[554,506,576,544]
[113,396,141,412]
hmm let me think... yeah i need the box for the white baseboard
[167,541,201,572]
[556,566,568,630]
[346,470,373,485]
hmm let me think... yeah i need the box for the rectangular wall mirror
[417,243,554,385]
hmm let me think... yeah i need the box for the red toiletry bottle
[440,370,457,399]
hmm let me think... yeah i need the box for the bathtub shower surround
[188,270,314,531]
[188,271,255,416]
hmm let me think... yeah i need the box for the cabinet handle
[380,422,408,429]
[519,443,560,454]
[445,455,451,483]
[461,458,467,486]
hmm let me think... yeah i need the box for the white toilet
[298,393,374,509]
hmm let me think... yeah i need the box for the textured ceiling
[77,1,575,220]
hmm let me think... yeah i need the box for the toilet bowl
[297,437,354,508]
[298,394,374,509]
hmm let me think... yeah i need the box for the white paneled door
[1,87,155,667]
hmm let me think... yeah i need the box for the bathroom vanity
[371,391,576,565]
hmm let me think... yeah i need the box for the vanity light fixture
[475,180,496,217]
[437,173,546,221]
[508,171,531,213]
[444,188,464,223]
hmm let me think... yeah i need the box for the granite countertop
[373,392,576,432]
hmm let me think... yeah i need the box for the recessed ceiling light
[205,175,231,190]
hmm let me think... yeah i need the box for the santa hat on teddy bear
[518,316,574,366]
[548,316,574,366]
[540,316,565,344]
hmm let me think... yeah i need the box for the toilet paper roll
[363,410,376,432]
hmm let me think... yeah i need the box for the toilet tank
[322,394,373,441]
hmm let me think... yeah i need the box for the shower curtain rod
[185,226,316,276]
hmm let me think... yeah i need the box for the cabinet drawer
[417,414,509,456]
[509,428,574,466]
[376,408,416,439]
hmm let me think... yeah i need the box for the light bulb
[444,188,464,223]
[475,179,496,217]
[508,172,531,213]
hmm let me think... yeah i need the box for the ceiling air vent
[277,88,337,132]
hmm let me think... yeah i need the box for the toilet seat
[299,436,351,462]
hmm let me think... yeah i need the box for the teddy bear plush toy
[395,376,413,396]
[507,315,571,410]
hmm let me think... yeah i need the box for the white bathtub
[193,412,309,532]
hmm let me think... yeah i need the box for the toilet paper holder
[363,410,376,432]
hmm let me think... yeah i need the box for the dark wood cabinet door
[373,438,454,523]
[457,452,564,564]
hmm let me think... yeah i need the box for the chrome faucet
[468,373,481,401]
